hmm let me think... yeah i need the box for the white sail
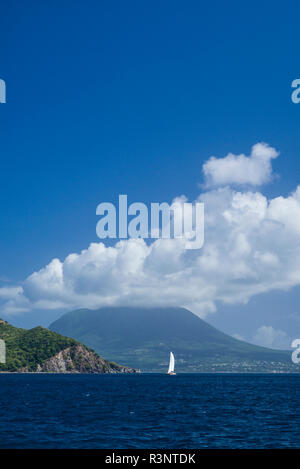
[168,352,175,373]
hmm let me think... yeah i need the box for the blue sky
[1,1,300,347]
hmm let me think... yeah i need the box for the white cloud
[2,142,300,320]
[0,287,23,300]
[232,333,245,341]
[202,143,278,187]
[252,326,290,350]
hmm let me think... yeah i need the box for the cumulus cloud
[2,142,300,320]
[252,325,290,350]
[202,143,278,187]
[0,287,23,300]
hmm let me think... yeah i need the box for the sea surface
[0,373,299,449]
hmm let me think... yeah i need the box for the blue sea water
[0,373,299,449]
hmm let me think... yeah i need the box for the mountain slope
[49,307,296,372]
[0,319,137,373]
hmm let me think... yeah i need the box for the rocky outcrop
[34,345,138,373]
[0,319,139,373]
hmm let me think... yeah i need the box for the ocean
[0,373,299,449]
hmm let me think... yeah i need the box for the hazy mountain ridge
[0,319,137,373]
[50,307,297,372]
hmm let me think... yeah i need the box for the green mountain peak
[51,306,296,372]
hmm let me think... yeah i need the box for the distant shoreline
[1,371,300,375]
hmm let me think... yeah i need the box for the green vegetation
[0,319,78,371]
[0,319,136,373]
[50,307,298,372]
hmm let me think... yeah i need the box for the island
[0,319,138,373]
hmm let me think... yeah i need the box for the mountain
[0,319,137,373]
[49,307,296,372]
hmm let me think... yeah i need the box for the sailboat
[166,351,176,375]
